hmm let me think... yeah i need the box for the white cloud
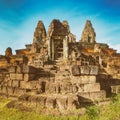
[109,44,120,53]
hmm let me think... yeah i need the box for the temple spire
[81,20,96,43]
[33,20,46,43]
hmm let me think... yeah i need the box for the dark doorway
[88,36,92,43]
[41,81,46,93]
[54,40,63,60]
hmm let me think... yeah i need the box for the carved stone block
[24,74,35,81]
[23,66,37,74]
[12,80,20,87]
[80,66,90,75]
[56,96,68,110]
[9,66,16,73]
[16,66,23,73]
[90,66,99,75]
[72,65,80,76]
[46,96,56,108]
[10,73,23,80]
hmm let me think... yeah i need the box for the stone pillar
[51,39,54,61]
[48,38,52,61]
[63,36,69,60]
[48,38,54,61]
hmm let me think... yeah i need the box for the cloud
[109,44,120,53]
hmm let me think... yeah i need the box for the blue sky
[0,0,120,54]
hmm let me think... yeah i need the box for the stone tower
[46,19,70,61]
[81,20,96,43]
[5,47,12,57]
[62,20,70,33]
[33,20,46,43]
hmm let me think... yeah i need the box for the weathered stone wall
[96,74,120,96]
[71,65,99,76]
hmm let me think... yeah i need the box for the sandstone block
[7,87,14,96]
[90,66,99,75]
[67,95,79,109]
[12,80,20,87]
[76,61,81,65]
[13,88,26,96]
[71,75,96,84]
[71,65,80,76]
[46,96,56,108]
[7,80,12,87]
[23,66,37,74]
[16,74,23,80]
[8,66,16,73]
[56,96,68,110]
[80,75,96,83]
[111,85,120,94]
[83,83,100,92]
[16,66,23,73]
[1,86,7,94]
[10,73,16,80]
[113,74,120,79]
[90,90,106,100]
[24,74,35,81]
[20,81,39,89]
[10,73,23,80]
[47,83,56,93]
[78,90,106,101]
[20,81,27,88]
[80,66,90,75]
[0,73,2,77]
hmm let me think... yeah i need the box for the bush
[86,106,100,120]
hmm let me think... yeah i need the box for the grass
[0,94,120,120]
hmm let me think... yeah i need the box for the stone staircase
[0,58,108,109]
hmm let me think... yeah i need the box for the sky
[0,0,120,54]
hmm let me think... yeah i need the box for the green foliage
[86,106,100,120]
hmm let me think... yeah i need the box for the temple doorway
[88,35,92,43]
[54,40,63,60]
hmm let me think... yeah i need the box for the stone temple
[0,19,120,110]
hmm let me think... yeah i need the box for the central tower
[46,19,70,61]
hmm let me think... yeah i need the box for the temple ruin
[0,19,120,110]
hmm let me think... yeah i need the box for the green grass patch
[0,94,120,120]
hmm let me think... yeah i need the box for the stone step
[37,72,51,77]
[71,75,96,84]
[94,98,112,106]
[77,83,100,92]
[77,90,106,101]
[56,71,70,75]
[111,85,120,94]
[18,94,79,109]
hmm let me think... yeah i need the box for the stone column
[48,38,52,61]
[63,36,69,60]
[51,39,54,61]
